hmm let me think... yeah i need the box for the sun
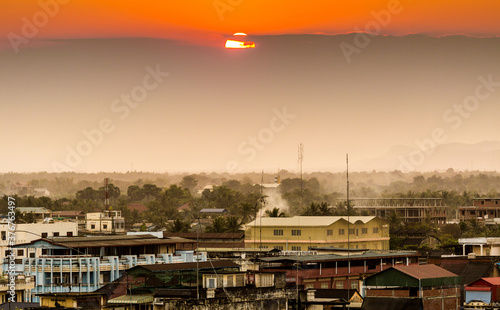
[225,32,255,49]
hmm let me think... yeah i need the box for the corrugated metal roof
[365,264,460,288]
[260,251,418,263]
[475,277,500,286]
[163,232,244,239]
[130,260,240,272]
[392,264,458,280]
[245,216,378,227]
[107,294,153,304]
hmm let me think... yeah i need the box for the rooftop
[246,216,379,227]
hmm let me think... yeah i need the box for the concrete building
[459,198,500,222]
[363,264,461,310]
[458,237,500,256]
[352,198,447,224]
[245,216,389,251]
[85,210,125,234]
[4,234,205,302]
[0,221,78,265]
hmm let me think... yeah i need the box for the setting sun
[225,39,255,49]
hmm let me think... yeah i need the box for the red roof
[465,287,491,291]
[392,264,458,280]
[127,203,148,213]
[482,277,500,286]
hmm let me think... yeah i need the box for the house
[464,277,500,308]
[363,264,461,310]
[16,207,52,222]
[245,216,389,251]
[85,210,125,234]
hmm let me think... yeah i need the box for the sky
[1,1,500,173]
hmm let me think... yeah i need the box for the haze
[1,1,499,173]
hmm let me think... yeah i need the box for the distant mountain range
[353,141,500,172]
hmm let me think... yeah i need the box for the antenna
[298,143,304,205]
[104,178,109,210]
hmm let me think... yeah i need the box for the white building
[85,210,125,233]
[0,221,78,263]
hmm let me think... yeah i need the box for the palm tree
[205,217,226,233]
[167,219,190,233]
[225,216,242,233]
[265,207,286,217]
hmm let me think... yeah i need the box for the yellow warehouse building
[245,216,389,251]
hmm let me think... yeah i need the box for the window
[291,229,301,236]
[409,287,418,297]
[373,227,379,234]
[362,228,368,234]
[336,281,343,289]
[17,249,24,256]
[53,232,59,237]
[349,229,355,235]
[42,249,48,255]
[91,224,96,229]
[339,229,345,235]
[292,246,301,251]
[103,224,108,229]
[327,229,333,236]
[67,231,73,237]
[274,246,284,250]
[4,250,9,257]
[305,283,314,289]
[321,282,329,289]
[41,232,48,238]
[1,231,6,241]
[30,252,35,258]
[351,281,358,290]
[273,229,283,236]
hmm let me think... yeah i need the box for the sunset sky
[1,1,500,173]
[2,0,500,46]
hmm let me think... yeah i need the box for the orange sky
[2,0,500,46]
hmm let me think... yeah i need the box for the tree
[127,185,145,202]
[266,207,286,217]
[142,184,162,201]
[167,219,190,233]
[225,216,242,233]
[180,175,198,194]
[205,217,226,233]
[76,187,99,201]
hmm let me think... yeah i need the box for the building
[458,237,500,256]
[16,207,52,222]
[38,260,295,310]
[363,264,461,310]
[0,221,78,266]
[259,250,419,291]
[245,216,389,251]
[352,198,447,224]
[464,277,500,308]
[459,198,500,222]
[4,234,205,302]
[85,210,125,234]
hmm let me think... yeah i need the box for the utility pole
[346,153,350,310]
[298,143,304,206]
